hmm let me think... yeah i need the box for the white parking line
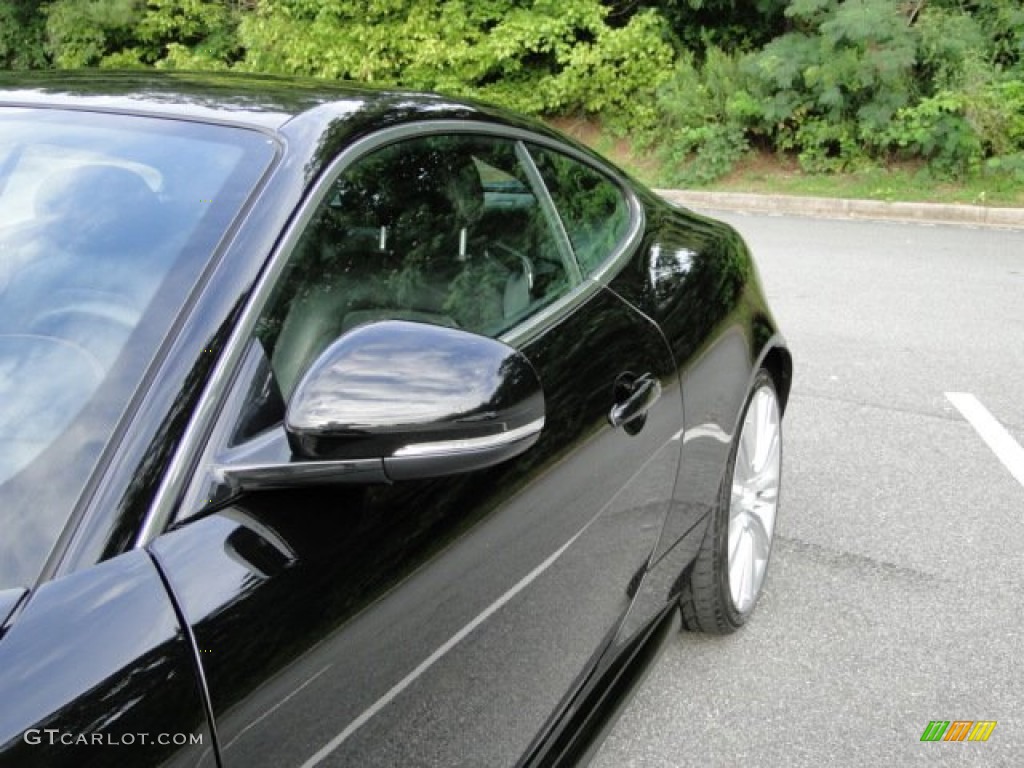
[945,392,1024,488]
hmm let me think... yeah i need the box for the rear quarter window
[528,145,631,276]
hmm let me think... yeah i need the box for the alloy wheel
[726,384,781,614]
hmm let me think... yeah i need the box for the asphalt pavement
[591,205,1024,767]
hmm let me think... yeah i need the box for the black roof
[0,69,614,201]
[0,70,540,133]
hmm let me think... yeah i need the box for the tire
[679,369,782,634]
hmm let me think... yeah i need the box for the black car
[0,71,791,767]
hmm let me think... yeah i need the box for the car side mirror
[286,320,545,479]
[218,320,544,490]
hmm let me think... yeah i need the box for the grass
[549,118,1024,208]
[690,153,1024,207]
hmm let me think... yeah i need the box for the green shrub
[541,10,673,132]
[644,47,756,185]
[12,0,1021,190]
[883,92,983,177]
[45,0,141,68]
[961,0,1024,73]
[650,0,789,53]
[135,0,241,67]
[883,78,1024,178]
[985,153,1024,184]
[0,0,48,68]
[45,0,239,69]
[789,118,866,173]
[237,0,673,129]
[743,0,917,170]
[914,5,989,92]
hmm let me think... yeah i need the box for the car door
[147,128,684,767]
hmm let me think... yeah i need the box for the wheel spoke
[746,511,772,563]
[729,486,746,521]
[728,510,745,563]
[729,531,754,608]
[736,428,753,479]
[755,430,780,481]
[752,392,768,469]
[748,442,779,493]
[753,498,777,540]
[750,557,767,601]
[751,467,779,495]
[754,393,778,471]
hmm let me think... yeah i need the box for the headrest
[442,155,484,226]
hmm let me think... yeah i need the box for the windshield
[0,108,276,589]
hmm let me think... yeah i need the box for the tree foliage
[644,0,1024,181]
[42,0,239,69]
[0,0,48,69]
[1,0,1021,182]
[633,0,788,52]
[236,0,673,125]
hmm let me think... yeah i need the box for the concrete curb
[654,189,1024,230]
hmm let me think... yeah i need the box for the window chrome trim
[586,188,645,285]
[520,141,645,286]
[498,271,603,349]
[514,141,582,286]
[136,131,389,546]
[135,119,637,547]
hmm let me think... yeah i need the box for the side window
[255,135,576,397]
[529,145,631,276]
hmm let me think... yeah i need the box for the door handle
[609,373,661,431]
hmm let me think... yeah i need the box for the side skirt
[516,604,680,768]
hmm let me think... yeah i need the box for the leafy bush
[540,9,674,132]
[914,5,989,92]
[138,0,241,68]
[44,0,239,69]
[879,3,1024,179]
[45,0,141,68]
[646,47,755,184]
[882,91,983,176]
[883,78,1024,177]
[237,0,674,128]
[6,0,1021,187]
[786,117,867,173]
[959,0,1024,73]
[743,0,917,171]
[644,0,789,53]
[0,0,48,69]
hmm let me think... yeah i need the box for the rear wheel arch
[678,367,782,634]
[759,343,792,414]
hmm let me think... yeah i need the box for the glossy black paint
[150,282,682,767]
[0,71,791,767]
[285,320,544,466]
[0,550,211,767]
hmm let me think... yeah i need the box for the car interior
[266,137,574,398]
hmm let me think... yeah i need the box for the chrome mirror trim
[393,417,545,458]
